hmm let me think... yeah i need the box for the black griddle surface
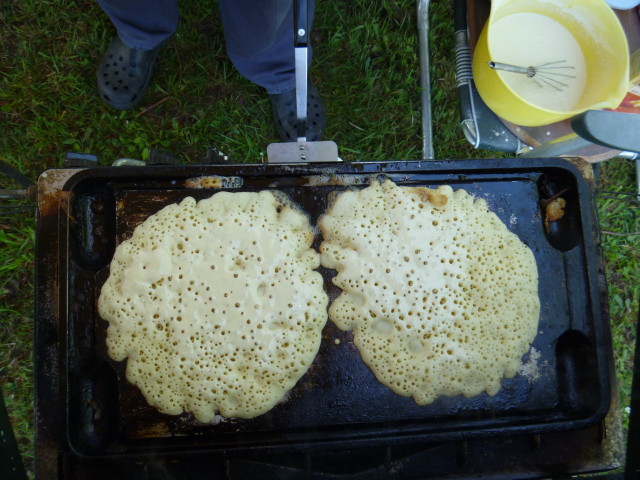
[36,159,614,468]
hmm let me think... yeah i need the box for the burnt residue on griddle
[537,170,583,252]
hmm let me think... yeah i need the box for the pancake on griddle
[98,190,328,422]
[318,179,540,404]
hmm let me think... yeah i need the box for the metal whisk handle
[488,62,535,77]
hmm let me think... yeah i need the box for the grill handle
[293,0,309,141]
[294,0,308,47]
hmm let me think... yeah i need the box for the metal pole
[625,308,640,478]
[0,189,28,199]
[417,0,434,160]
[635,157,640,199]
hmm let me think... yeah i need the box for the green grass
[596,159,640,431]
[0,0,638,476]
[0,213,35,472]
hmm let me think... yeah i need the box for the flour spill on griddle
[519,347,545,383]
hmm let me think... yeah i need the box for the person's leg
[97,0,178,49]
[219,0,308,93]
[218,0,326,141]
[96,0,178,109]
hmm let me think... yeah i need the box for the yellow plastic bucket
[472,0,629,126]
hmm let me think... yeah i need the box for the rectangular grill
[34,159,622,478]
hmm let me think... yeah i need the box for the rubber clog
[269,82,326,142]
[97,36,164,110]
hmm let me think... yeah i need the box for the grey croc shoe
[269,82,326,142]
[97,36,164,110]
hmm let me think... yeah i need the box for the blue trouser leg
[96,0,314,93]
[97,0,179,50]
[218,0,314,93]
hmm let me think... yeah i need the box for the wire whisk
[488,60,576,91]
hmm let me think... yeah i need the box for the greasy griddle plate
[56,159,611,456]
